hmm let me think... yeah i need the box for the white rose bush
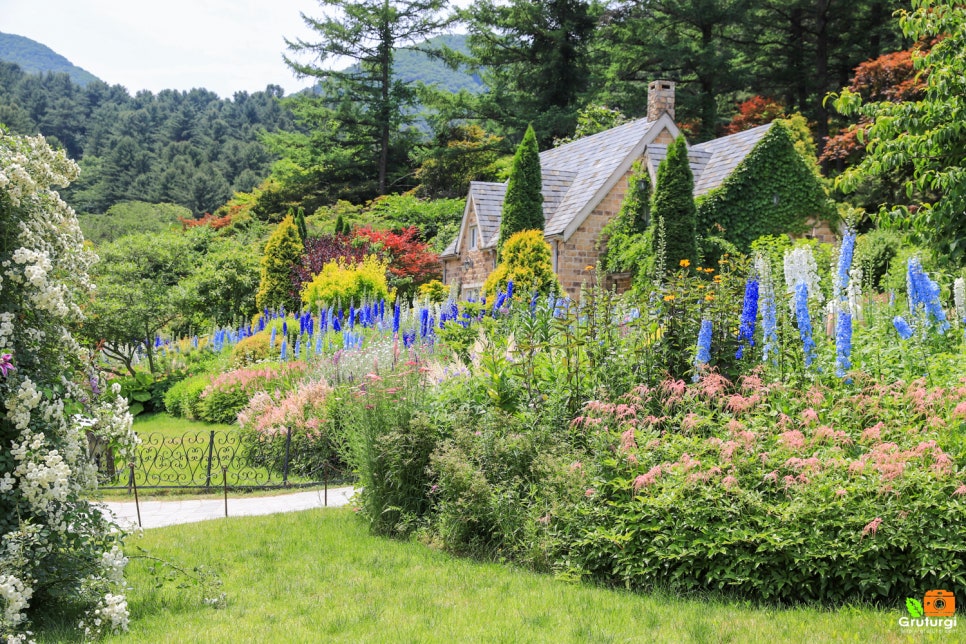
[0,127,138,641]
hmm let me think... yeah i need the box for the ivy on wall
[697,121,834,251]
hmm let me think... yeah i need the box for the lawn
[37,509,946,643]
[132,412,237,438]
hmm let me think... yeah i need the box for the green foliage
[163,374,212,420]
[418,279,449,303]
[255,215,304,312]
[484,230,560,297]
[652,135,698,270]
[414,124,504,199]
[230,331,273,368]
[697,122,833,251]
[366,192,465,247]
[77,201,188,245]
[498,125,543,254]
[600,160,652,275]
[749,234,793,277]
[180,237,261,329]
[198,363,307,425]
[83,230,200,376]
[854,229,905,291]
[109,371,155,417]
[834,0,966,263]
[301,255,391,309]
[554,104,629,146]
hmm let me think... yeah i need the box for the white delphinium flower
[847,266,863,319]
[955,277,966,321]
[783,246,824,312]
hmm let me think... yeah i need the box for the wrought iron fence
[97,428,346,491]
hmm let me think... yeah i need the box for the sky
[0,0,332,98]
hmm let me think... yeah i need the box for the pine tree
[651,135,697,271]
[498,124,543,255]
[335,213,346,236]
[256,214,305,312]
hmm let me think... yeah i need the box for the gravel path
[99,486,355,530]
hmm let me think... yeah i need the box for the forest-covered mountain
[0,32,100,86]
[0,60,296,215]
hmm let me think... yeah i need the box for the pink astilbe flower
[953,484,966,496]
[861,517,883,538]
[620,428,637,451]
[812,425,834,444]
[615,404,638,419]
[860,422,884,443]
[626,453,639,465]
[806,385,825,407]
[721,475,739,490]
[681,412,701,432]
[725,418,745,433]
[800,408,819,425]
[740,373,763,393]
[835,488,847,498]
[764,470,779,483]
[677,453,700,472]
[698,372,730,399]
[953,401,966,418]
[633,465,663,492]
[726,393,759,414]
[569,461,583,473]
[661,378,687,404]
[585,488,596,497]
[778,430,806,450]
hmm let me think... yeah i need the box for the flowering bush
[199,362,307,424]
[0,128,137,639]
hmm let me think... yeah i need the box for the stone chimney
[647,80,675,122]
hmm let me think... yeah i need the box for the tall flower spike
[893,315,914,340]
[907,257,949,332]
[736,277,759,359]
[755,255,778,364]
[794,281,816,367]
[835,306,852,378]
[835,229,856,300]
[693,319,712,381]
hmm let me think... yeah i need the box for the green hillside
[0,31,100,86]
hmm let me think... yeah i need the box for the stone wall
[441,203,497,296]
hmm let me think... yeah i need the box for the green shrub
[231,331,272,367]
[163,373,212,419]
[483,230,560,297]
[855,229,905,291]
[301,255,390,309]
[652,135,698,270]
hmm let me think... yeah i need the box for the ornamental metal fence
[94,428,347,492]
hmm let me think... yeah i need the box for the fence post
[204,430,215,489]
[282,427,292,487]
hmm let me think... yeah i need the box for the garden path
[99,486,355,530]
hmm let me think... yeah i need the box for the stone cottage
[440,80,833,298]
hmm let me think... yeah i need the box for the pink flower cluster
[237,378,331,438]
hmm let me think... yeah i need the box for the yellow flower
[714,275,723,283]
[705,267,715,274]
[663,294,675,302]
[697,284,705,289]
[584,265,595,271]
[679,259,691,268]
[705,294,715,302]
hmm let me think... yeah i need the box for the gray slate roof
[642,122,772,197]
[442,118,772,256]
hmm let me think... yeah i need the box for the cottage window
[470,226,478,250]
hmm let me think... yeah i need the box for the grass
[36,509,949,643]
[131,411,236,438]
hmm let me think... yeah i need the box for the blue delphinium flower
[907,257,949,332]
[402,330,416,348]
[295,337,301,358]
[893,315,914,340]
[282,320,288,336]
[393,301,401,335]
[420,308,430,338]
[736,277,759,359]
[315,332,323,355]
[332,314,342,333]
[270,327,277,350]
[794,281,816,367]
[280,339,288,361]
[693,319,712,381]
[835,308,852,378]
[506,280,514,301]
[349,306,355,330]
[529,292,539,315]
[836,229,856,297]
[494,290,507,314]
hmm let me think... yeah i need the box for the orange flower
[663,294,675,301]
[705,294,715,302]
[584,265,595,271]
[679,259,691,268]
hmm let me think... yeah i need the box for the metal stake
[222,466,228,517]
[130,463,141,529]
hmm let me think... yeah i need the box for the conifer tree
[295,207,308,241]
[335,213,346,235]
[651,135,697,271]
[256,214,305,312]
[498,124,543,254]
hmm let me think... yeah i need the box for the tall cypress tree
[651,135,697,270]
[256,214,305,312]
[498,124,544,254]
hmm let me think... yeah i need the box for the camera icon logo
[924,590,956,617]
